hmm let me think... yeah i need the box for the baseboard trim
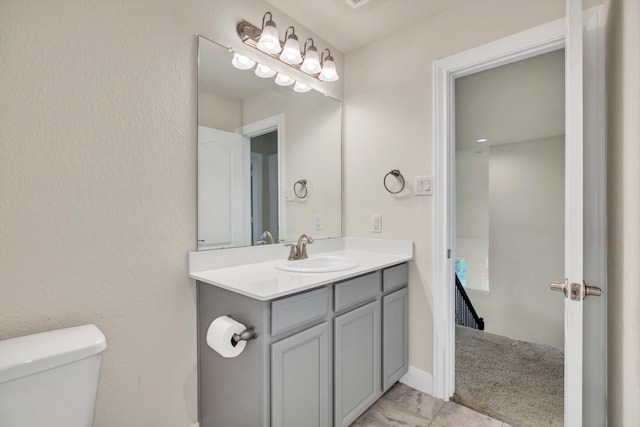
[399,366,434,396]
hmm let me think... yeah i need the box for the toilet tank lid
[0,324,107,383]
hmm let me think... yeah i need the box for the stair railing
[454,274,485,330]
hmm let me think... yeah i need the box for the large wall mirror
[197,36,342,250]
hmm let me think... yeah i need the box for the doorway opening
[451,49,566,426]
[249,130,279,245]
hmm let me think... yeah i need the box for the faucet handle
[285,244,298,261]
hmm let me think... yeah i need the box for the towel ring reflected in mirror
[384,170,405,194]
[293,179,308,198]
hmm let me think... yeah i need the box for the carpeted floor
[453,325,564,427]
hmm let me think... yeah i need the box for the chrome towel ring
[384,170,405,194]
[293,179,308,198]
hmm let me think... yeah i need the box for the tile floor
[351,383,511,427]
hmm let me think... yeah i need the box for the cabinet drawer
[272,287,329,337]
[382,263,408,293]
[334,271,380,313]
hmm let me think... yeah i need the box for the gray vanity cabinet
[196,262,409,427]
[271,322,330,427]
[334,300,381,427]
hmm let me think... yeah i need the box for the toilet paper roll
[206,316,247,358]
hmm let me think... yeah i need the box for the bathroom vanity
[190,238,412,427]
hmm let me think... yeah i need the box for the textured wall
[606,0,640,425]
[0,1,341,426]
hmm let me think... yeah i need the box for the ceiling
[260,1,565,150]
[266,0,463,52]
[455,49,565,151]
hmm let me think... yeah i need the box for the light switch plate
[414,176,433,196]
[314,214,322,230]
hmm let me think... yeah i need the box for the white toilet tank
[0,324,107,427]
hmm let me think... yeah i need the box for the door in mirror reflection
[197,126,250,249]
[250,130,279,245]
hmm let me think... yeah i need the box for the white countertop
[189,238,413,301]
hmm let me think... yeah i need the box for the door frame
[431,8,606,420]
[250,152,263,244]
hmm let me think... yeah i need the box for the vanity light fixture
[237,12,339,82]
[293,81,312,93]
[255,63,277,78]
[280,27,303,64]
[274,73,295,86]
[256,12,281,54]
[300,39,321,74]
[231,53,256,70]
[476,138,487,143]
[233,54,310,93]
[319,49,339,82]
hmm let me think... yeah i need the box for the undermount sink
[275,255,359,273]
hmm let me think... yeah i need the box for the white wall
[198,91,242,132]
[456,148,489,292]
[343,0,570,377]
[456,137,565,348]
[0,1,341,426]
[606,0,640,425]
[487,137,565,347]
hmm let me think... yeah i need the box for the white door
[197,126,250,248]
[554,1,606,426]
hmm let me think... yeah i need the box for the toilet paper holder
[231,326,258,346]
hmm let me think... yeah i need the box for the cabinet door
[334,300,381,427]
[383,287,409,391]
[271,322,330,427]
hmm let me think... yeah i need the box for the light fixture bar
[237,18,338,83]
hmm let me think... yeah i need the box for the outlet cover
[371,214,382,233]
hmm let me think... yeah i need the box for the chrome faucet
[257,230,274,245]
[285,233,314,260]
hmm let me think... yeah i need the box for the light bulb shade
[231,53,256,70]
[274,73,294,86]
[319,56,339,82]
[255,63,276,78]
[300,47,321,74]
[257,21,281,54]
[279,36,302,64]
[293,81,312,93]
